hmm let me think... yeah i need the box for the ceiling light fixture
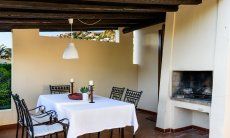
[63,18,79,59]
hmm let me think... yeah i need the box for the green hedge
[0,64,11,110]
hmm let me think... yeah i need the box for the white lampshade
[63,42,79,59]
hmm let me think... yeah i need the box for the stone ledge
[171,97,211,106]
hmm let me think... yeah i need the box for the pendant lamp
[63,18,79,59]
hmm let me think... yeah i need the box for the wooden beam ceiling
[5,0,202,5]
[75,0,202,5]
[0,1,179,13]
[0,11,164,19]
[123,15,166,33]
[0,0,202,32]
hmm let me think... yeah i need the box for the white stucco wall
[0,29,138,126]
[172,0,217,70]
[157,0,217,130]
[134,24,162,112]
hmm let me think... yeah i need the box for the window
[40,30,120,43]
[0,32,12,110]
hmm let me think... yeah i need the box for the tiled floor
[0,111,209,138]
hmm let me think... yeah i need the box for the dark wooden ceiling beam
[0,25,119,32]
[0,19,158,25]
[5,0,202,5]
[123,14,166,33]
[2,24,132,28]
[0,11,164,19]
[0,24,136,29]
[0,27,119,32]
[0,1,178,13]
[77,0,202,5]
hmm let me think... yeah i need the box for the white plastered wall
[157,0,217,130]
[134,24,162,112]
[0,29,138,125]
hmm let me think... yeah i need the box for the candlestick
[89,85,95,103]
[70,82,74,94]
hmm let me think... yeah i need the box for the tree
[4,48,11,60]
[0,44,6,59]
[58,30,116,42]
[0,44,11,60]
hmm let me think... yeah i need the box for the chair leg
[26,130,28,138]
[16,123,19,138]
[110,130,113,138]
[121,128,124,138]
[22,126,25,138]
[97,132,100,138]
[64,131,67,138]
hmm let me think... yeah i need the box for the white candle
[89,80,94,86]
[70,78,74,83]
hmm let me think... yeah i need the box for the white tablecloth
[37,94,138,138]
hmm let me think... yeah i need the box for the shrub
[0,64,11,109]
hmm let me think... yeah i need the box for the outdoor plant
[80,86,89,93]
[0,64,11,110]
[58,30,116,42]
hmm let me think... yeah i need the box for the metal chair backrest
[124,89,143,108]
[49,85,70,94]
[109,87,125,101]
[11,93,24,126]
[21,99,35,138]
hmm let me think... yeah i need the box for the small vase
[83,93,88,101]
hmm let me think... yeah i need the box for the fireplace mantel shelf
[171,97,211,106]
[171,97,211,114]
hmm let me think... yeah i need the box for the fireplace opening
[172,71,213,104]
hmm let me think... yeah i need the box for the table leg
[133,126,135,138]
[97,132,100,138]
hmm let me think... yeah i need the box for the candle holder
[70,82,74,94]
[88,85,95,103]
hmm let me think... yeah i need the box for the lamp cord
[77,19,101,26]
[71,23,73,42]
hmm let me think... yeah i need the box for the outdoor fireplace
[172,71,213,104]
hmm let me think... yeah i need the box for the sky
[0,32,12,48]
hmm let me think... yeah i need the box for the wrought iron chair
[124,89,143,108]
[108,87,125,138]
[109,88,141,138]
[49,85,70,94]
[109,87,125,101]
[21,99,69,138]
[11,93,57,138]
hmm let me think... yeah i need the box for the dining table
[36,94,139,138]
